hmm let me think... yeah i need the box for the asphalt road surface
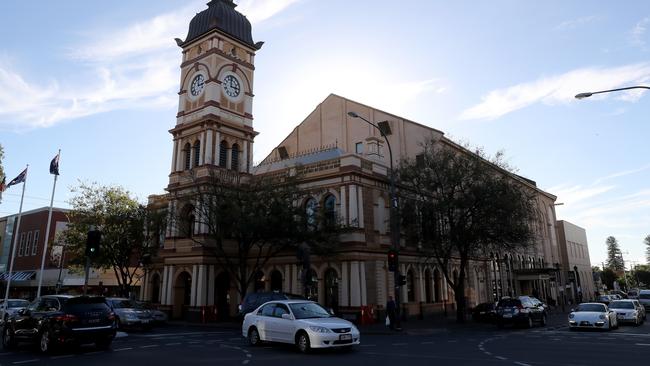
[0,320,647,365]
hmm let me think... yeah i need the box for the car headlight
[599,314,606,319]
[568,313,574,319]
[308,326,332,333]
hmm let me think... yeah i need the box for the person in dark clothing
[386,295,396,330]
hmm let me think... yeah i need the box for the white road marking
[636,343,650,346]
[243,361,250,365]
[515,362,532,366]
[484,352,492,356]
[421,341,434,344]
[51,355,74,359]
[13,360,39,365]
[83,351,104,356]
[165,342,181,346]
[114,347,133,352]
[140,344,159,348]
[495,356,507,360]
[392,343,408,346]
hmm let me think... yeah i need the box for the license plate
[617,314,624,319]
[503,314,512,318]
[88,319,100,324]
[340,334,352,341]
[141,319,150,323]
[479,311,485,314]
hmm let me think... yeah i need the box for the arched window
[182,205,195,238]
[231,144,239,171]
[193,141,201,168]
[433,269,442,302]
[323,194,336,226]
[407,269,415,302]
[306,269,318,301]
[270,270,283,292]
[219,141,228,168]
[324,268,339,312]
[305,197,317,228]
[183,143,192,170]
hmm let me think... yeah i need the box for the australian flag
[50,153,60,175]
[6,168,27,188]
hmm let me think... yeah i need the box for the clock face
[190,74,205,97]
[222,75,241,98]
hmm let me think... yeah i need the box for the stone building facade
[143,0,568,321]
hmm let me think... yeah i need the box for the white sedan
[609,300,644,325]
[242,300,360,353]
[568,303,618,331]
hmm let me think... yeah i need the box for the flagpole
[37,150,60,298]
[3,165,28,311]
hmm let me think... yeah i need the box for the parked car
[638,290,650,311]
[106,298,153,330]
[135,301,168,325]
[495,296,547,328]
[2,295,116,353]
[568,302,618,331]
[596,295,613,305]
[242,300,360,353]
[530,297,549,312]
[631,299,646,320]
[608,290,627,299]
[609,300,644,326]
[0,299,29,324]
[472,302,497,322]
[238,291,305,317]
[627,289,640,299]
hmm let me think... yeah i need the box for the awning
[0,271,36,281]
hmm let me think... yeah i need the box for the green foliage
[0,144,4,203]
[398,139,537,322]
[178,170,341,297]
[62,182,165,296]
[605,236,624,271]
[644,235,650,265]
[600,268,618,290]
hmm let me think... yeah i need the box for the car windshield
[111,300,135,309]
[7,300,28,308]
[609,301,634,309]
[640,294,650,299]
[497,299,520,307]
[289,302,331,319]
[576,304,606,312]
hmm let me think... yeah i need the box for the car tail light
[108,312,116,321]
[55,314,79,323]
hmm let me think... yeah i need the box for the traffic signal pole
[83,256,90,296]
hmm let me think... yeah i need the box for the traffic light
[398,274,407,287]
[387,249,398,272]
[85,230,101,257]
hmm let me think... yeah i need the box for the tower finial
[207,0,236,8]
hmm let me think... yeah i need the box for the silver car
[0,299,29,324]
[609,300,644,326]
[107,298,154,330]
[639,290,650,312]
[242,300,360,353]
[631,299,646,320]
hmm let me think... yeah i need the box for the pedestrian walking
[386,295,396,330]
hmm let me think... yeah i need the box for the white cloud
[0,0,300,131]
[459,63,650,120]
[554,15,599,31]
[593,164,650,185]
[630,17,649,48]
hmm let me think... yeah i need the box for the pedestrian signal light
[86,230,101,257]
[387,249,398,272]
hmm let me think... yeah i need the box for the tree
[644,235,650,265]
[398,140,537,323]
[62,182,164,297]
[177,170,341,299]
[600,268,617,290]
[605,236,624,272]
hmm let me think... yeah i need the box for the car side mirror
[570,308,575,312]
[281,313,293,320]
[328,308,335,316]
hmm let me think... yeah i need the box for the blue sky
[1,0,649,268]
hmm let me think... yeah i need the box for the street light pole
[575,85,650,99]
[348,111,401,329]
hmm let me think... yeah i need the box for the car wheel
[116,318,122,331]
[296,332,311,354]
[39,330,53,354]
[95,337,113,350]
[527,316,534,328]
[248,327,261,347]
[540,315,547,326]
[2,326,16,349]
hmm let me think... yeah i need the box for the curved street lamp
[347,111,402,329]
[575,85,650,99]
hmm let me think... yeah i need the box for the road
[0,320,647,365]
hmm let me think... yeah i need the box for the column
[205,130,213,165]
[166,200,173,238]
[166,266,174,305]
[340,186,348,225]
[417,267,425,302]
[171,140,179,172]
[291,265,299,294]
[350,261,361,306]
[349,184,358,227]
[175,140,183,171]
[357,186,364,229]
[197,265,207,306]
[161,266,169,305]
[360,261,367,306]
[207,265,215,306]
[226,148,232,170]
[140,272,149,301]
[341,262,349,307]
[284,264,291,293]
[376,260,387,307]
[242,141,248,173]
[199,131,206,166]
[190,265,198,307]
[400,264,408,303]
[247,141,252,173]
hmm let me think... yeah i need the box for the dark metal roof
[181,0,259,49]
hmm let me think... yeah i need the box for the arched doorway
[173,271,191,319]
[324,268,339,313]
[254,271,265,292]
[150,273,161,303]
[407,269,415,302]
[424,269,432,303]
[434,269,442,302]
[306,269,318,301]
[215,272,231,321]
[270,270,283,292]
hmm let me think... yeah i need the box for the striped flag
[6,168,27,188]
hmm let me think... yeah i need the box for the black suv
[496,296,547,328]
[2,295,117,353]
[238,292,304,317]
